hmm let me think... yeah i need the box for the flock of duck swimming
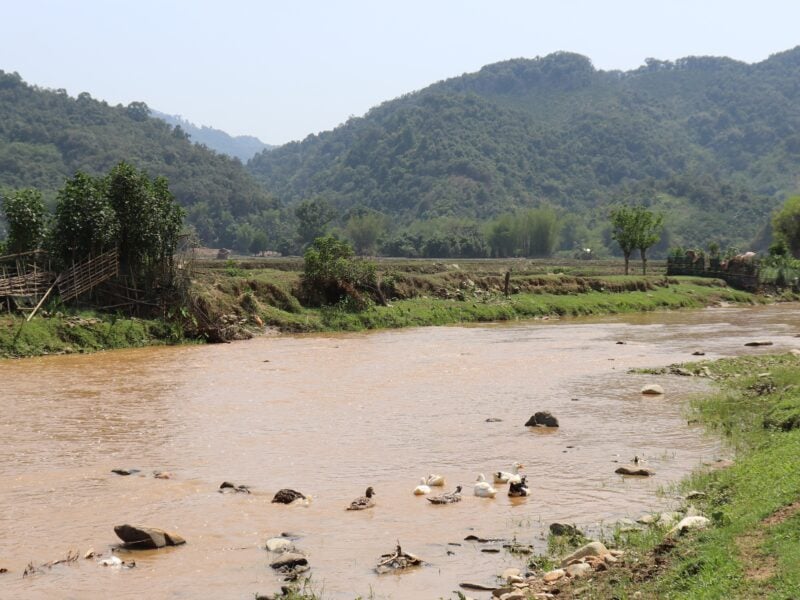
[270,462,529,510]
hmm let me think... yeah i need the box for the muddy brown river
[1,305,799,599]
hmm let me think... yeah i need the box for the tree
[772,195,800,258]
[295,198,335,248]
[250,231,269,256]
[610,205,663,275]
[1,188,47,254]
[300,235,378,308]
[634,208,664,275]
[486,214,516,257]
[105,162,184,285]
[345,212,387,255]
[515,207,561,257]
[52,171,118,264]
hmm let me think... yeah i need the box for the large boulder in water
[525,411,559,427]
[114,524,186,549]
[270,552,308,571]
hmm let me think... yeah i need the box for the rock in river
[114,524,186,549]
[640,384,664,395]
[270,552,308,571]
[265,537,295,553]
[524,411,559,427]
[615,466,655,476]
[111,468,141,476]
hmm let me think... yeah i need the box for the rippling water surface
[1,305,799,599]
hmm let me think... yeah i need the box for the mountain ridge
[248,47,800,250]
[152,110,272,162]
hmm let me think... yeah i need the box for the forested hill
[248,48,800,249]
[0,71,276,247]
[152,110,272,161]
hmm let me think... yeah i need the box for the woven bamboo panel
[0,270,54,297]
[58,249,119,302]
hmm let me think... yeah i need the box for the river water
[1,305,799,599]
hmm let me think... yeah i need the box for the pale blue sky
[2,0,798,144]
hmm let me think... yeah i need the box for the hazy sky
[2,1,799,145]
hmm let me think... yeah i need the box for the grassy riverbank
[0,257,784,358]
[191,258,762,334]
[0,312,183,359]
[546,353,800,599]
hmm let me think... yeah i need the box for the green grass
[0,311,182,358]
[312,282,755,332]
[584,354,800,599]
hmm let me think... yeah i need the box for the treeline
[0,70,274,248]
[234,197,612,259]
[1,163,183,287]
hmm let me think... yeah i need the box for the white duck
[425,474,446,487]
[473,473,498,498]
[494,462,525,484]
[413,478,431,495]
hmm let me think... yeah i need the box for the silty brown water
[1,304,799,599]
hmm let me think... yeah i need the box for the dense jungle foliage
[0,70,276,248]
[249,48,800,255]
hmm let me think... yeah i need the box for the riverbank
[0,312,183,359]
[0,256,789,358]
[191,259,764,334]
[493,353,800,599]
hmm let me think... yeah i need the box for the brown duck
[346,486,376,510]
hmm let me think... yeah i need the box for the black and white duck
[508,476,530,497]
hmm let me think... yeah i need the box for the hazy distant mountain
[0,71,276,247]
[249,47,800,249]
[153,111,272,161]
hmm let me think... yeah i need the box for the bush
[300,235,379,309]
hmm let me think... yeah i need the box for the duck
[427,485,463,504]
[425,474,445,487]
[508,476,530,497]
[413,478,431,495]
[473,473,498,498]
[271,488,306,504]
[494,462,525,484]
[346,486,376,510]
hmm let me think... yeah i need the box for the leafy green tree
[345,212,387,255]
[300,235,378,308]
[1,188,47,254]
[486,214,517,257]
[634,209,664,275]
[295,198,335,248]
[52,171,118,264]
[772,195,800,258]
[610,205,663,275]
[250,231,269,256]
[610,205,640,275]
[105,162,184,285]
[515,207,561,257]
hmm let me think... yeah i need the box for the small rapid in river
[1,305,798,599]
